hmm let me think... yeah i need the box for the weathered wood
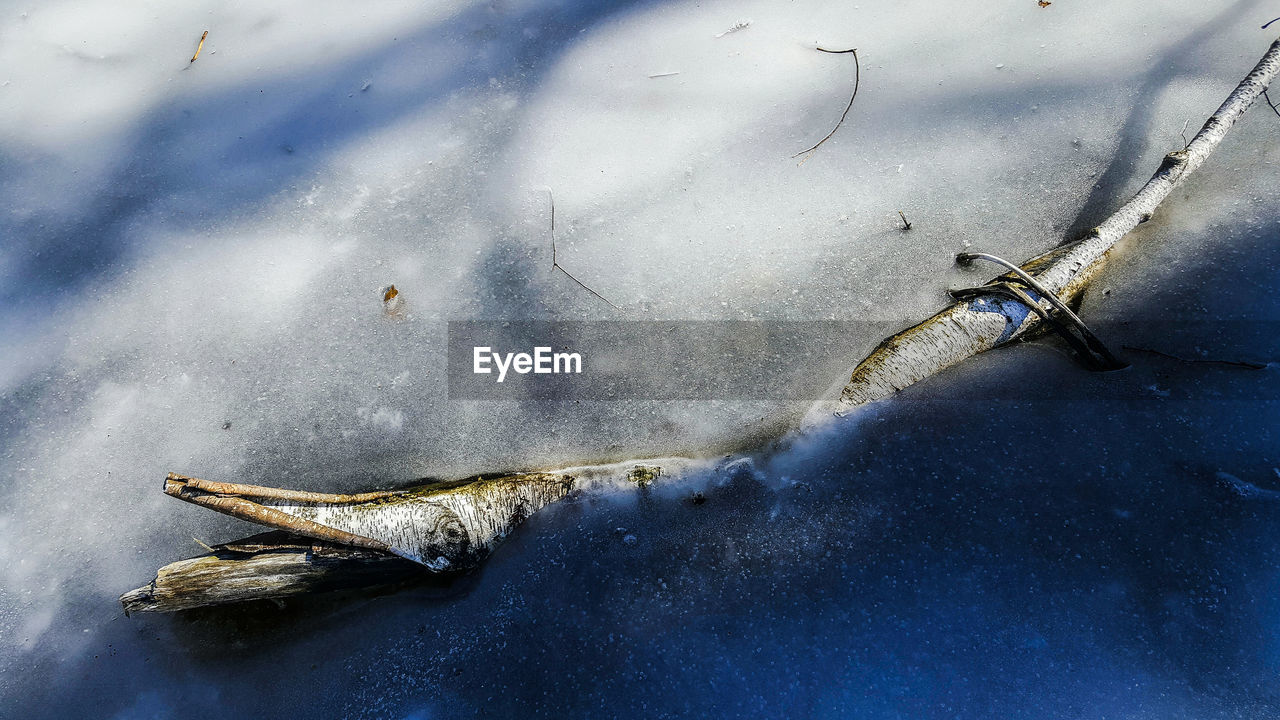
[168,474,410,504]
[120,532,425,613]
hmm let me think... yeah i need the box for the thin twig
[548,190,620,310]
[190,31,208,64]
[897,210,912,231]
[956,251,1126,369]
[1264,16,1280,30]
[793,47,860,159]
[1263,88,1280,119]
[1122,345,1267,370]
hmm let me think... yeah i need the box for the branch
[123,39,1280,613]
[120,532,425,614]
[123,463,684,611]
[824,37,1280,413]
[160,471,574,570]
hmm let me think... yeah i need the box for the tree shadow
[1060,0,1265,243]
[0,0,665,317]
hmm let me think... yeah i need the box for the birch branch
[828,37,1280,412]
[122,462,690,611]
[122,39,1280,613]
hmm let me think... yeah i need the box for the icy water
[9,229,1280,718]
[3,0,1280,717]
[10,306,1280,718]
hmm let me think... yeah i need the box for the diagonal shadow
[0,0,666,320]
[1061,0,1266,243]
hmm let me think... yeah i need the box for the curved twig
[955,252,1126,369]
[793,47,860,159]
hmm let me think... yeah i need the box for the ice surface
[2,0,1280,716]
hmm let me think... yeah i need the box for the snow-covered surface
[2,0,1279,716]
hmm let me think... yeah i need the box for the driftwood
[120,531,424,614]
[123,38,1280,613]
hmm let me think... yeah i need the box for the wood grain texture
[120,532,423,613]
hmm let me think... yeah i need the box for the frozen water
[2,0,1280,716]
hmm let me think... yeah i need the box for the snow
[2,0,1280,717]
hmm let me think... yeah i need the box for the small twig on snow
[793,47,860,160]
[1122,345,1267,370]
[548,190,620,310]
[1263,88,1280,118]
[190,31,208,64]
[897,210,912,231]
